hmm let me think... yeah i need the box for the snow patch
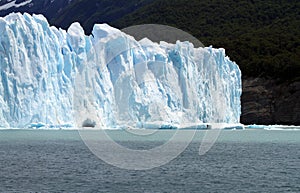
[0,0,32,11]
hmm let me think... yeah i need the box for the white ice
[0,13,242,129]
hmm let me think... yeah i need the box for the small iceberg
[28,122,47,129]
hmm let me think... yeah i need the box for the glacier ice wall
[0,13,242,128]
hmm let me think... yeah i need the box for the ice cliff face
[0,13,241,128]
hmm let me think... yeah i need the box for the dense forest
[111,0,300,81]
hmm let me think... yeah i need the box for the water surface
[0,130,299,192]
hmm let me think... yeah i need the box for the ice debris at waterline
[246,125,300,130]
[0,13,242,129]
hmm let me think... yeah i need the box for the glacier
[0,13,242,129]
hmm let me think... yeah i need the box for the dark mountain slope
[113,0,300,80]
[0,0,154,34]
[0,0,73,19]
[51,0,154,33]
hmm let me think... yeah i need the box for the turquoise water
[0,130,299,192]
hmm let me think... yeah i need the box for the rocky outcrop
[241,78,300,125]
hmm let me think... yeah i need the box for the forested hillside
[112,0,300,80]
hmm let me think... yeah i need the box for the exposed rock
[241,78,300,125]
[82,119,96,128]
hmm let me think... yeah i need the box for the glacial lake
[0,129,299,192]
